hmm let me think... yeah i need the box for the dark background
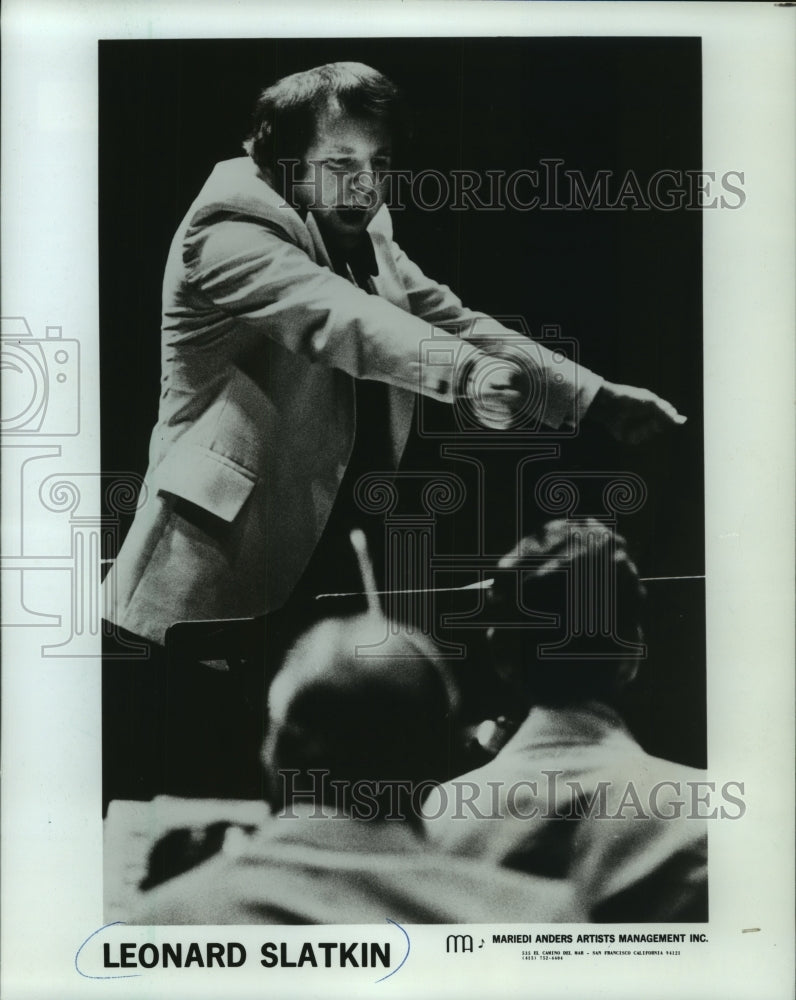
[99,37,705,766]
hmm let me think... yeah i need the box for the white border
[2,3,794,998]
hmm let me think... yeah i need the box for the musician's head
[262,613,456,827]
[487,519,646,712]
[243,62,407,249]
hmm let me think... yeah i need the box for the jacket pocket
[154,442,257,523]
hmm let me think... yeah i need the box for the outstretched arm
[586,381,687,445]
[389,237,687,442]
[181,214,483,401]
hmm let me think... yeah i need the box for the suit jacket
[423,702,708,922]
[129,807,584,925]
[104,157,601,645]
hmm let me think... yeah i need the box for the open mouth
[334,207,370,226]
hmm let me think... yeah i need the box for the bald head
[263,615,456,817]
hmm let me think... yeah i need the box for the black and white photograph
[99,34,708,925]
[1,3,793,999]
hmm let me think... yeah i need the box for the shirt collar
[259,803,426,855]
[500,701,636,757]
[325,231,379,287]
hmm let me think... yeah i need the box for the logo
[1,317,80,435]
[417,318,580,440]
[446,934,474,954]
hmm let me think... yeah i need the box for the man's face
[293,105,392,249]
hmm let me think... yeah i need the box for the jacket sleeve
[388,238,604,428]
[181,212,482,402]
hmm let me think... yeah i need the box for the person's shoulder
[200,157,281,203]
[186,157,306,235]
[418,846,584,922]
[624,743,710,791]
[421,759,501,823]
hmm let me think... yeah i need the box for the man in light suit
[129,615,583,925]
[101,63,685,806]
[422,519,708,922]
[103,62,685,649]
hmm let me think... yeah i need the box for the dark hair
[490,519,646,708]
[243,62,407,177]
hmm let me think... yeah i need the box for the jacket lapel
[304,212,417,467]
[304,212,334,269]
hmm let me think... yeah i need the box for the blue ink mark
[75,921,141,980]
[375,918,410,984]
